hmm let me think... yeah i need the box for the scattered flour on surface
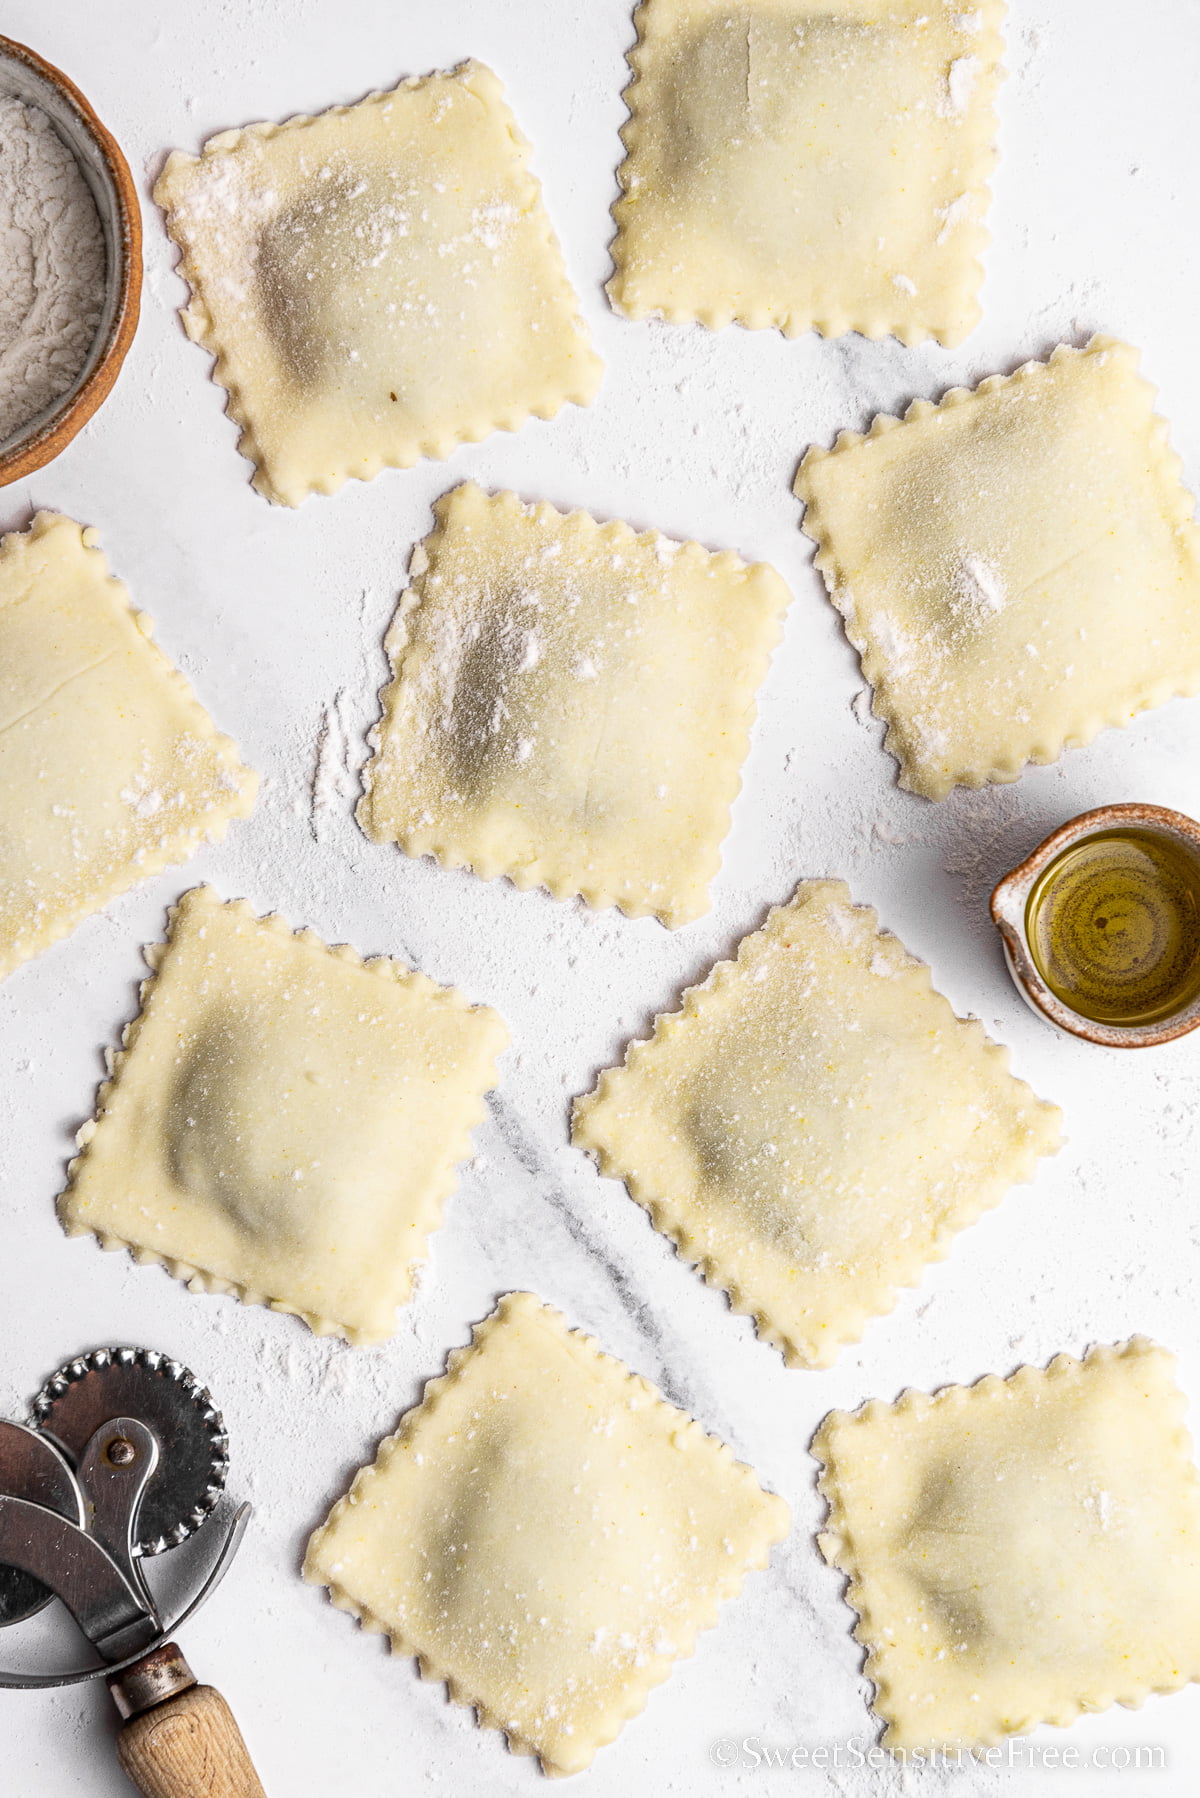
[936,192,974,244]
[310,689,359,839]
[951,555,1007,629]
[119,779,166,820]
[825,903,859,945]
[945,55,982,116]
[873,612,917,679]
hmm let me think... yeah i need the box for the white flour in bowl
[0,93,106,446]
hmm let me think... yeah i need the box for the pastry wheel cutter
[0,1344,266,1797]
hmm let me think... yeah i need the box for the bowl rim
[0,32,142,485]
[990,801,1200,1048]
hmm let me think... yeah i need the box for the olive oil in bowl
[1025,828,1200,1027]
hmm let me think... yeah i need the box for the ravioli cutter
[0,1345,266,1797]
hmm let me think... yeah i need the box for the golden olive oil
[1025,829,1200,1026]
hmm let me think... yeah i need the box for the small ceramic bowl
[0,34,141,485]
[991,802,1200,1048]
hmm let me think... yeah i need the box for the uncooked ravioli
[59,887,507,1342]
[610,0,1003,342]
[305,1292,790,1776]
[0,513,256,983]
[359,482,791,926]
[814,1339,1200,1749]
[574,879,1061,1366]
[154,61,603,504]
[796,338,1200,797]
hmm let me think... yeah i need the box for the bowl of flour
[0,34,140,483]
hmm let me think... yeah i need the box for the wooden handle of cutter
[117,1684,266,1798]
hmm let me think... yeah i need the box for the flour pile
[0,94,105,445]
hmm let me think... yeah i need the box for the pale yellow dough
[796,336,1200,799]
[59,886,507,1341]
[359,483,791,926]
[573,880,1061,1367]
[154,62,603,506]
[0,514,256,982]
[814,1338,1200,1751]
[610,0,1003,343]
[304,1291,790,1776]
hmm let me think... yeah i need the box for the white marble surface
[3,2,1200,1793]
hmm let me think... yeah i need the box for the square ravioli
[59,886,507,1341]
[813,1339,1200,1750]
[154,61,602,506]
[304,1291,790,1775]
[573,880,1061,1368]
[359,483,791,926]
[609,0,1003,344]
[0,513,256,982]
[796,337,1200,798]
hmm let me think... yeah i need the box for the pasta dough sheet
[155,62,603,505]
[796,337,1200,798]
[0,513,256,982]
[814,1338,1200,1750]
[305,1291,790,1775]
[574,880,1061,1367]
[360,482,791,926]
[610,0,1003,344]
[59,886,507,1341]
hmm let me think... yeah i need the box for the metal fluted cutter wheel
[32,1346,229,1554]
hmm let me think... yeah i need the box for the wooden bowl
[0,34,141,485]
[990,802,1200,1049]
